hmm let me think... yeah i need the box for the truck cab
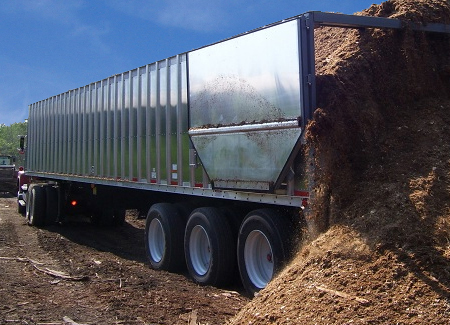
[0,155,17,194]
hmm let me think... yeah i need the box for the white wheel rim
[244,230,273,289]
[189,225,211,276]
[148,218,165,263]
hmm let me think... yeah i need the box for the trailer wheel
[184,207,235,286]
[145,203,185,271]
[237,209,292,296]
[26,185,46,227]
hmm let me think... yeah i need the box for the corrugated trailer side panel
[26,54,197,187]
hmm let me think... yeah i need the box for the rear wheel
[237,209,293,296]
[184,207,235,286]
[26,185,46,227]
[145,203,185,271]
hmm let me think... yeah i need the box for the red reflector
[18,166,24,171]
[71,200,77,206]
[294,190,309,197]
[302,198,308,207]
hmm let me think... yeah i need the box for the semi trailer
[17,11,450,295]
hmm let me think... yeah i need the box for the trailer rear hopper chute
[188,19,303,192]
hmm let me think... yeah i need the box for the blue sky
[0,0,378,126]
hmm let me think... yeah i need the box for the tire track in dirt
[0,197,249,324]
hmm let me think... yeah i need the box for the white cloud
[107,0,236,33]
[2,0,84,23]
[156,0,230,32]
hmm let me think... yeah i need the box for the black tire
[45,185,59,224]
[173,202,195,222]
[184,207,235,286]
[26,185,46,227]
[219,206,244,237]
[145,203,185,271]
[219,206,244,283]
[237,209,293,296]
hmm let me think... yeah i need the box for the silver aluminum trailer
[18,11,450,295]
[25,21,308,205]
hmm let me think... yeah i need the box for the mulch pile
[231,0,450,323]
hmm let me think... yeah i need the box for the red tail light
[301,198,308,208]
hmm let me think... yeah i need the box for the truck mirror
[19,136,25,153]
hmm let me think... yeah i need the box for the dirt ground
[1,0,450,324]
[0,196,249,324]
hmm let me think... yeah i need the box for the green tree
[0,122,28,167]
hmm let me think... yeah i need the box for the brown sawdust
[231,0,450,324]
